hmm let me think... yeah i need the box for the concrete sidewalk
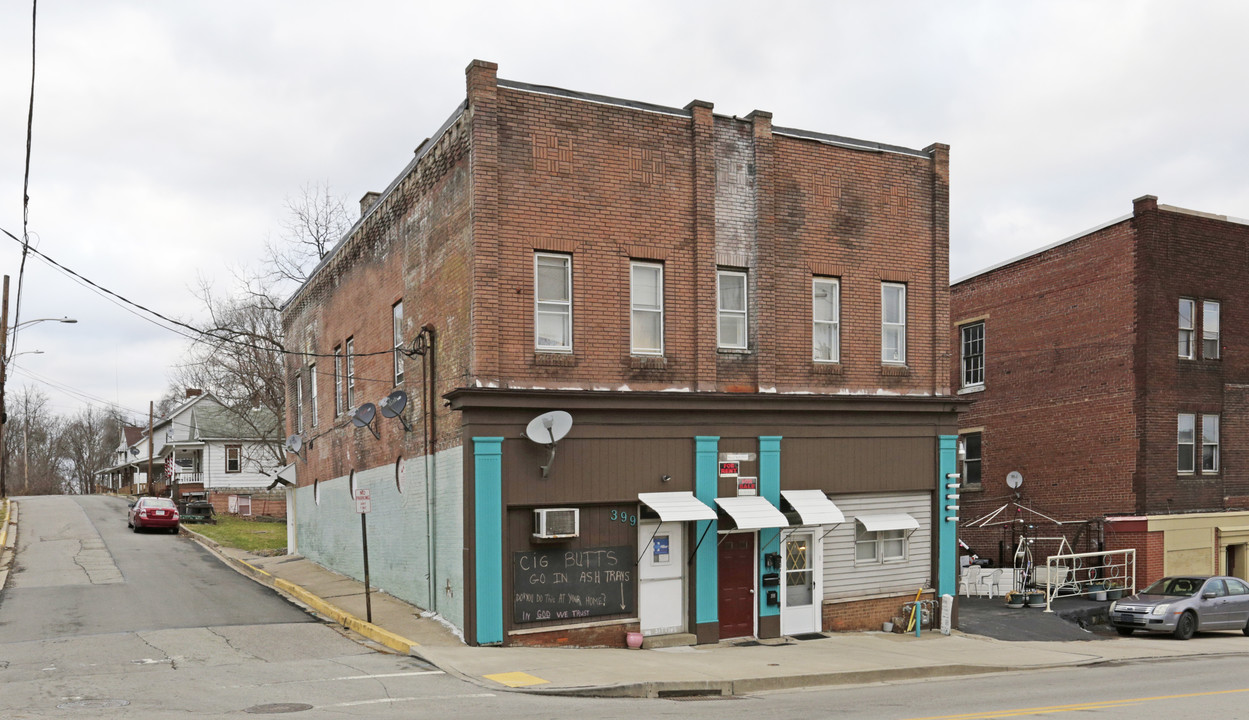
[182,525,1249,698]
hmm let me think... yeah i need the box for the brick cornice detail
[624,244,668,261]
[531,238,579,254]
[880,270,913,282]
[807,261,846,278]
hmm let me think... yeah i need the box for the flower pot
[626,631,644,649]
[1025,592,1046,607]
[1105,588,1124,600]
[882,621,894,633]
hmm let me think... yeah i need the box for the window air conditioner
[533,508,579,539]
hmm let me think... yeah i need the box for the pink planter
[626,632,644,649]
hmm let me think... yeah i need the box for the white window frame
[225,445,241,474]
[294,372,303,434]
[309,363,318,428]
[393,300,405,385]
[630,261,664,356]
[960,431,982,487]
[812,277,840,363]
[717,269,748,350]
[333,346,343,417]
[1179,298,1195,359]
[881,282,907,365]
[535,253,573,352]
[1203,300,1220,360]
[345,337,356,410]
[960,321,985,389]
[1178,413,1195,474]
[855,524,908,564]
[1203,414,1220,473]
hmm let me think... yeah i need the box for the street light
[7,316,77,336]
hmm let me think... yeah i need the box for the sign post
[354,489,373,623]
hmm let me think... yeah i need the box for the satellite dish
[286,434,303,454]
[351,403,380,439]
[379,390,407,417]
[525,411,573,445]
[1006,471,1023,489]
[524,411,572,479]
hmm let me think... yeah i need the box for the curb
[182,525,419,657]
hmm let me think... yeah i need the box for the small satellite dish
[525,411,573,445]
[351,403,380,439]
[129,446,140,456]
[286,434,303,453]
[379,390,407,417]
[1006,471,1024,489]
[524,411,573,479]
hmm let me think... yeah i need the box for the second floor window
[1203,414,1220,473]
[294,373,303,434]
[393,300,405,385]
[535,253,572,351]
[1179,298,1195,359]
[960,432,982,487]
[309,363,318,428]
[1203,300,1220,359]
[812,278,839,362]
[345,337,356,410]
[225,445,241,473]
[881,282,907,364]
[630,261,663,355]
[333,346,343,417]
[1178,413,1195,473]
[718,269,748,350]
[961,322,985,388]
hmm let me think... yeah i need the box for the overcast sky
[3,1,1249,422]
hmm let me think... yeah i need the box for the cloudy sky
[2,1,1248,421]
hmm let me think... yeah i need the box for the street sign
[354,488,372,514]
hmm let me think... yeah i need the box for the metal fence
[1039,548,1136,612]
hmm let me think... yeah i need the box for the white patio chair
[959,565,982,597]
[978,568,1003,599]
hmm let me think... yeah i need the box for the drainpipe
[416,325,438,614]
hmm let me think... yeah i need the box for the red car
[128,497,181,534]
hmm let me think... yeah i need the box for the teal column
[758,436,782,618]
[937,435,959,598]
[694,436,720,625]
[473,437,504,645]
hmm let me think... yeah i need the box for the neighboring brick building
[951,195,1249,589]
[281,60,961,647]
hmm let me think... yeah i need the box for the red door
[718,533,756,639]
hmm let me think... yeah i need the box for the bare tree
[262,180,351,289]
[59,405,122,495]
[3,385,64,495]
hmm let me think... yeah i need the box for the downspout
[416,324,438,613]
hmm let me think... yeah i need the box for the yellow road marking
[483,671,550,688]
[903,687,1249,719]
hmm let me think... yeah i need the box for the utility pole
[0,275,8,499]
[147,401,154,496]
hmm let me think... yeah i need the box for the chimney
[185,388,203,398]
[360,191,382,217]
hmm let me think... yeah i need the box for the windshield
[1142,577,1203,596]
[144,498,177,509]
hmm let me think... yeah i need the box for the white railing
[1039,548,1136,612]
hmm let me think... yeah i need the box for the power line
[11,0,39,362]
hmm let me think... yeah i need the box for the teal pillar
[694,436,720,625]
[758,436,782,618]
[473,437,504,645]
[937,435,959,598]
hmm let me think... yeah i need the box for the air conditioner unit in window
[533,508,579,539]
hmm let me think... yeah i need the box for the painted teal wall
[937,435,959,597]
[758,436,782,618]
[473,437,504,645]
[694,436,719,625]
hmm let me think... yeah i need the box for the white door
[781,530,820,635]
[638,522,686,636]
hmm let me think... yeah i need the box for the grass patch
[190,516,287,553]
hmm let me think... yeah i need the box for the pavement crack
[206,626,261,660]
[133,632,177,670]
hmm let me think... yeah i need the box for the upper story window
[881,282,907,364]
[309,363,318,428]
[1203,300,1220,359]
[630,261,664,355]
[960,431,982,488]
[393,300,405,385]
[345,337,356,410]
[960,322,985,389]
[294,372,304,434]
[1203,414,1220,473]
[225,445,241,474]
[1179,298,1195,359]
[717,269,748,350]
[812,277,840,362]
[333,346,343,417]
[1178,413,1195,473]
[535,253,572,352]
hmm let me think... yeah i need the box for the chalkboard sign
[513,545,635,624]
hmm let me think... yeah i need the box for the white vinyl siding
[822,493,930,602]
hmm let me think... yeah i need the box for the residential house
[951,195,1249,588]
[281,61,961,647]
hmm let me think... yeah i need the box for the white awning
[780,490,845,526]
[638,492,717,522]
[856,513,919,534]
[715,496,789,530]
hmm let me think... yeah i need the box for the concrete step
[642,632,696,649]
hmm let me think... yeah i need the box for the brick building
[951,195,1249,589]
[281,60,960,647]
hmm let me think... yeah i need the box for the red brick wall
[508,621,641,649]
[823,591,935,632]
[951,219,1139,563]
[1104,526,1164,589]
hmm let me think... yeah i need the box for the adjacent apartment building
[281,60,961,647]
[952,195,1249,587]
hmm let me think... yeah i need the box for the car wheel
[1173,611,1197,640]
[169,527,179,535]
[132,523,140,534]
[1115,626,1134,637]
[1243,616,1249,637]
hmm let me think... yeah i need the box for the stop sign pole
[354,489,373,623]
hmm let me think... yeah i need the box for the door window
[785,534,814,607]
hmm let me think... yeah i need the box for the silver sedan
[1109,575,1249,639]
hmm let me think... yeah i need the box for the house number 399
[610,509,637,526]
